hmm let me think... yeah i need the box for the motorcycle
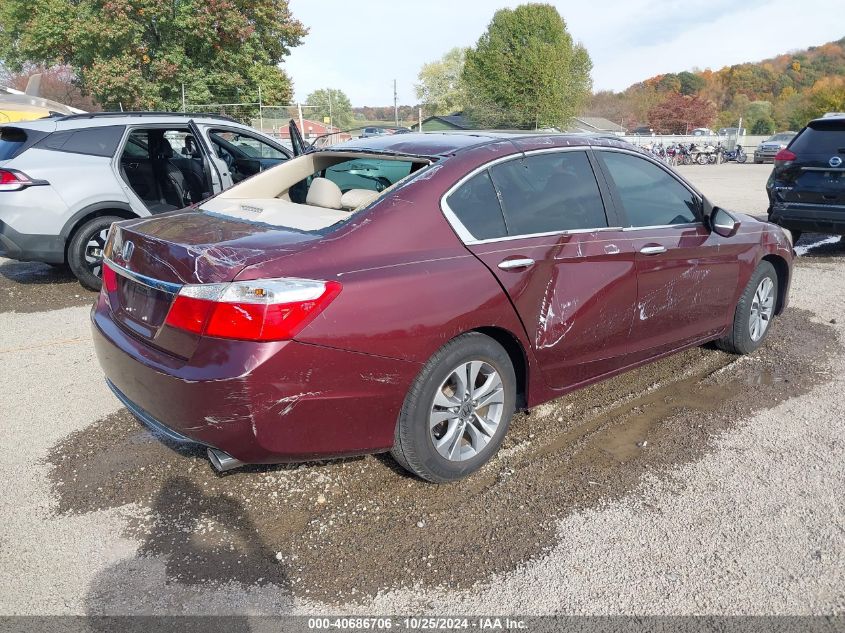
[720,144,747,164]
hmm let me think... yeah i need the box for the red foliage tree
[647,92,716,134]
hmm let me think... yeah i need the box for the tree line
[588,38,845,134]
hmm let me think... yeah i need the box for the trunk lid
[104,210,323,357]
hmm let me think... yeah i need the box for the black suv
[767,115,845,241]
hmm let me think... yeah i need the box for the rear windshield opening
[0,127,29,161]
[200,152,432,233]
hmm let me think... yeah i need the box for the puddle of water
[535,366,744,467]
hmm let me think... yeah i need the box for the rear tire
[68,215,122,291]
[716,261,778,355]
[391,332,516,483]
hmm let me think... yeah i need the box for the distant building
[412,113,474,132]
[262,118,344,139]
[565,117,626,135]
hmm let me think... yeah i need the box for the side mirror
[711,207,740,237]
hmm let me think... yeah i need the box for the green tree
[415,47,467,115]
[656,73,681,93]
[306,88,353,129]
[678,71,705,95]
[0,0,307,110]
[751,116,775,135]
[742,99,773,132]
[462,4,592,129]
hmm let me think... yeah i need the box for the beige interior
[201,151,431,231]
[306,177,343,209]
[340,189,380,209]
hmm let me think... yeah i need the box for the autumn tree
[0,0,307,110]
[647,93,716,134]
[0,64,99,110]
[306,88,354,129]
[415,47,467,115]
[585,90,631,126]
[462,4,592,129]
[806,76,845,118]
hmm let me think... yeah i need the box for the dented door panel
[629,224,739,360]
[469,229,637,390]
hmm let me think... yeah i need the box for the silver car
[0,112,292,289]
[754,131,797,164]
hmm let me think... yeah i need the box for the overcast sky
[283,0,842,107]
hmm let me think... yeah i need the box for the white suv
[0,112,293,289]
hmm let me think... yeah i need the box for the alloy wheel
[429,360,505,462]
[84,228,109,278]
[749,277,775,342]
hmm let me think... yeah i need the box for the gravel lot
[1,163,842,616]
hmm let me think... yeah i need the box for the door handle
[640,245,667,255]
[498,258,535,270]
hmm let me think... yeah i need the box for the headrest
[340,188,380,210]
[157,138,174,159]
[306,177,343,210]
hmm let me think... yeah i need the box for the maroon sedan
[92,132,794,482]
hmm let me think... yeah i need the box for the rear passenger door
[595,149,739,359]
[444,149,638,390]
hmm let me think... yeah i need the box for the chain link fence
[179,84,345,148]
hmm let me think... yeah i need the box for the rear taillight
[0,169,34,192]
[102,262,118,293]
[164,278,341,341]
[774,149,796,167]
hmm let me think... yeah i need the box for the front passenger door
[596,150,739,359]
[445,149,638,390]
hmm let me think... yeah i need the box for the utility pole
[328,90,333,130]
[181,83,186,113]
[258,85,263,132]
[419,107,423,133]
[394,79,399,127]
[298,102,305,137]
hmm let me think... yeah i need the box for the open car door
[289,119,307,157]
[187,119,227,195]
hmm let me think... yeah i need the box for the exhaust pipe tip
[207,447,244,473]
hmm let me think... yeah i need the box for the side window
[599,151,699,227]
[209,129,288,160]
[446,170,507,240]
[122,132,150,158]
[209,129,288,183]
[489,151,607,235]
[35,125,124,157]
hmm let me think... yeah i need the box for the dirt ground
[1,163,843,615]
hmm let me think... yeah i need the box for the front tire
[68,215,122,291]
[391,332,516,483]
[717,261,778,355]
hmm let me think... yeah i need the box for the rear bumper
[769,202,845,235]
[92,297,420,464]
[0,219,65,263]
